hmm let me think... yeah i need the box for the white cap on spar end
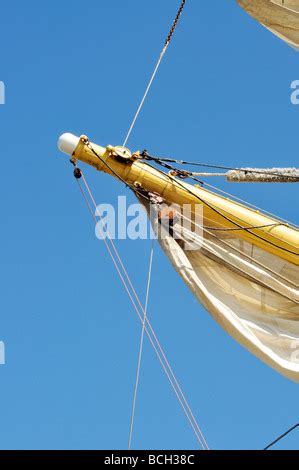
[58,133,80,156]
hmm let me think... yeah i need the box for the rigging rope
[80,155,208,443]
[83,140,299,291]
[85,139,299,263]
[75,146,298,449]
[193,179,299,229]
[128,242,154,450]
[123,0,187,147]
[264,423,299,450]
[139,154,299,228]
[75,169,209,450]
[141,151,299,180]
[137,159,299,253]
[180,211,299,290]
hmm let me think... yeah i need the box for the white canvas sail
[141,198,299,382]
[238,0,299,50]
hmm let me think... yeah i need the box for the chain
[165,0,187,46]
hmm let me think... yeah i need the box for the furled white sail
[237,0,299,50]
[142,198,299,382]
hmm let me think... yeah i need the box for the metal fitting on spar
[58,133,80,156]
[58,133,106,170]
[58,133,136,174]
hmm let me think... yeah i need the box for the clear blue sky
[0,0,298,450]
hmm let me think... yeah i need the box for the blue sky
[0,0,299,450]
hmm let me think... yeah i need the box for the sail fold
[142,197,299,381]
[237,0,299,50]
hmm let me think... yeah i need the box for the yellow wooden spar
[59,134,299,266]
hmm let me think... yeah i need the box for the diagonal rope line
[78,179,207,449]
[76,172,209,449]
[140,154,299,228]
[264,423,299,450]
[128,242,154,450]
[80,160,209,449]
[139,161,299,255]
[123,0,187,147]
[123,49,166,148]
